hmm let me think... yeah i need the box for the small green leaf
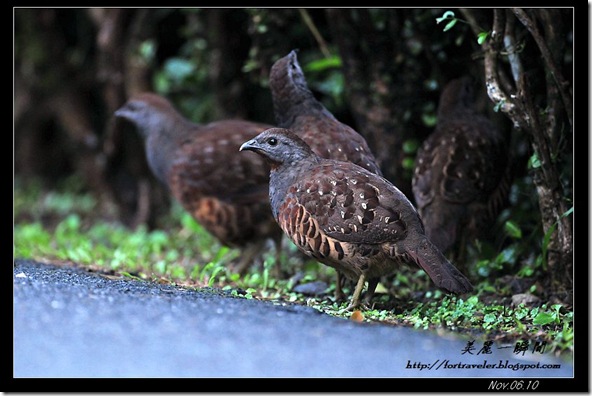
[396,273,409,285]
[208,266,225,286]
[477,32,489,45]
[164,58,195,81]
[538,206,572,271]
[402,139,419,154]
[552,304,564,315]
[542,223,557,254]
[476,260,491,277]
[181,211,203,233]
[533,312,555,325]
[154,260,167,274]
[495,246,517,266]
[402,157,416,170]
[518,266,534,277]
[443,19,457,32]
[483,313,497,323]
[421,113,438,127]
[139,39,156,61]
[304,55,342,72]
[504,220,522,239]
[528,153,542,169]
[529,284,537,293]
[190,265,201,279]
[561,207,573,218]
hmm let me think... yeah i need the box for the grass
[13,177,574,357]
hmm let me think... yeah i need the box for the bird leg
[234,241,265,276]
[456,231,470,275]
[271,235,284,279]
[234,237,284,278]
[341,273,367,312]
[362,277,379,307]
[334,271,346,301]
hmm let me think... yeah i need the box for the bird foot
[333,289,346,303]
[338,299,370,314]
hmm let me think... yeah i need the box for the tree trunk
[206,9,252,120]
[91,8,171,228]
[325,9,413,196]
[461,8,573,298]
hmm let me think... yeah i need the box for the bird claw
[338,299,370,314]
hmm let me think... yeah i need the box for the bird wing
[280,161,411,246]
[414,121,506,206]
[293,116,384,177]
[168,126,271,205]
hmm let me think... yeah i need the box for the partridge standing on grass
[269,50,384,297]
[412,77,512,257]
[115,92,282,275]
[240,128,473,311]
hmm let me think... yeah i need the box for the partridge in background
[269,50,383,176]
[115,92,282,275]
[412,77,512,257]
[240,128,473,310]
[269,50,384,297]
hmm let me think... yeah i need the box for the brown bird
[269,49,383,176]
[115,92,282,275]
[240,128,473,311]
[412,77,512,258]
[269,50,384,297]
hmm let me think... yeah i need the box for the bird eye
[127,101,142,111]
[267,137,278,146]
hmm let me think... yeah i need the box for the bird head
[114,93,183,139]
[269,49,309,95]
[437,76,476,119]
[239,127,316,168]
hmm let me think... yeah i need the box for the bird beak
[239,139,257,152]
[114,107,129,119]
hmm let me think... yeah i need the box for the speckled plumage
[115,92,282,274]
[241,128,473,310]
[412,77,512,254]
[269,50,384,297]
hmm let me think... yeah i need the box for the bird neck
[437,105,477,122]
[145,116,200,184]
[268,158,316,219]
[271,68,335,128]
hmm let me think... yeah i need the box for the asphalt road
[12,258,575,389]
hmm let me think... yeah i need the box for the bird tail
[407,236,473,294]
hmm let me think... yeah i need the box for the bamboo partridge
[269,50,384,297]
[115,92,282,275]
[240,128,473,310]
[412,77,512,257]
[269,49,383,176]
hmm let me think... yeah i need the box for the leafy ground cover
[13,177,573,357]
